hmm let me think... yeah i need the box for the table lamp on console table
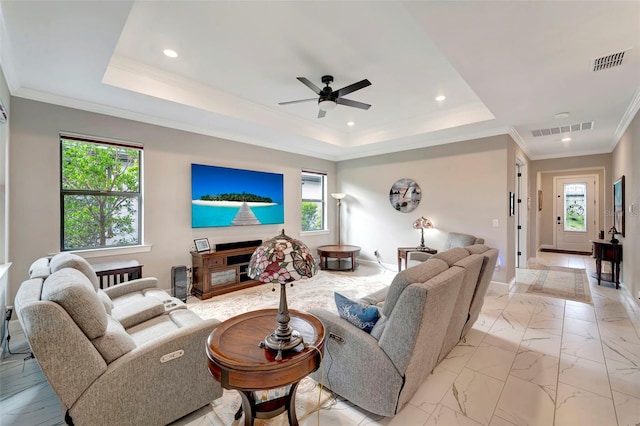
[608,226,619,244]
[247,229,318,360]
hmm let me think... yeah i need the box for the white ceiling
[1,1,639,161]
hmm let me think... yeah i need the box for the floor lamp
[331,193,346,245]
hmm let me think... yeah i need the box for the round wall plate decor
[389,178,421,212]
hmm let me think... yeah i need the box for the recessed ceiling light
[435,95,446,102]
[554,112,570,119]
[163,49,178,58]
[561,137,572,142]
[347,121,355,127]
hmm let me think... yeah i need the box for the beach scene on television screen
[191,164,284,228]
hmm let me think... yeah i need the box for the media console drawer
[190,242,261,299]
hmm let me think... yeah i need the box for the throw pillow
[334,292,380,333]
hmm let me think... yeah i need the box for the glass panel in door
[564,183,586,232]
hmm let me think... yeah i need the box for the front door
[554,175,597,252]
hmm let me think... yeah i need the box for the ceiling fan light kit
[319,99,337,111]
[279,74,371,118]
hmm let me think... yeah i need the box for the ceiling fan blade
[336,98,371,110]
[334,79,371,98]
[278,98,317,106]
[318,109,327,118]
[297,77,322,95]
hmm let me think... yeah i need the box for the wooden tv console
[190,241,262,299]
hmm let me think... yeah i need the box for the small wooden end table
[397,247,437,271]
[91,260,143,289]
[316,245,361,271]
[590,239,623,289]
[206,309,325,426]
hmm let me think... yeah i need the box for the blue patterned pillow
[334,292,380,333]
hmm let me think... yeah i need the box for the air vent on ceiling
[592,50,627,71]
[531,121,594,137]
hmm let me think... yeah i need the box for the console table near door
[316,245,360,271]
[591,239,622,289]
[206,309,324,426]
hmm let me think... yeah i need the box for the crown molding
[613,87,640,150]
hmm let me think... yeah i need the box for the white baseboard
[358,258,397,272]
[539,244,554,250]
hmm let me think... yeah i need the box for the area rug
[187,265,394,322]
[520,264,592,303]
[186,265,391,425]
[207,377,334,426]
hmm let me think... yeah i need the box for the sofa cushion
[431,247,470,266]
[41,268,108,339]
[111,293,166,329]
[370,315,389,340]
[444,232,479,250]
[50,253,100,291]
[335,292,380,333]
[92,316,136,363]
[97,289,114,314]
[29,257,51,279]
[382,258,448,317]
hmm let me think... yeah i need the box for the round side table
[316,244,361,271]
[206,309,325,426]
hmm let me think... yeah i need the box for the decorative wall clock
[389,178,421,212]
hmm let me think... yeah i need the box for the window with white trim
[301,170,326,232]
[60,135,142,251]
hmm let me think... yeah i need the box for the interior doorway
[553,174,598,253]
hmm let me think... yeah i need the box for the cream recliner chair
[16,262,222,425]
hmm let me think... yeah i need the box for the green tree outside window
[61,138,142,250]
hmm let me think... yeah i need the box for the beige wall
[612,108,639,305]
[528,154,612,259]
[8,98,337,305]
[337,134,511,284]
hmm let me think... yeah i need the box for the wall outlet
[492,219,499,228]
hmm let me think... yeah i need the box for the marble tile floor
[1,251,639,426]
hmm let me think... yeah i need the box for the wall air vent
[592,50,626,71]
[531,121,594,137]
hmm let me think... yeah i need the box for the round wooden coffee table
[316,244,361,271]
[206,309,325,426]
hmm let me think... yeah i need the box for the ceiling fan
[279,75,371,118]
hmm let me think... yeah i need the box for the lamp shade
[331,192,347,200]
[412,216,433,229]
[247,229,318,284]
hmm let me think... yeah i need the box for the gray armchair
[309,258,466,417]
[408,231,484,265]
[15,265,222,425]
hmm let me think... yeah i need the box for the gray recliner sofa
[28,253,187,329]
[309,244,498,417]
[15,254,223,425]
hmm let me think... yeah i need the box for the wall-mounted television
[191,164,284,228]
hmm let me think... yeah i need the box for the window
[60,135,142,251]
[301,170,326,232]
